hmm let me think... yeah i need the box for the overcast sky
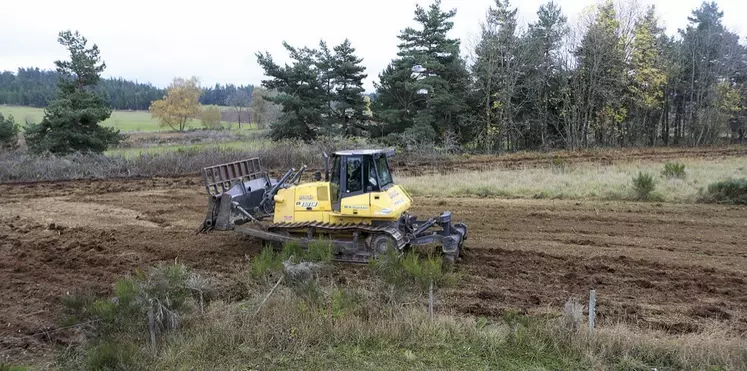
[1,0,745,93]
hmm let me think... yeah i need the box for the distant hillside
[0,67,254,110]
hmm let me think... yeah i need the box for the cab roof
[333,148,396,157]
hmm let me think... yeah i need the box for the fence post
[147,307,157,354]
[428,280,434,319]
[588,289,596,338]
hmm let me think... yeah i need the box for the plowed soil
[2,150,747,364]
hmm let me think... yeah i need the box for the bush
[703,179,747,205]
[370,249,456,293]
[0,113,19,150]
[201,105,222,130]
[662,162,686,179]
[632,172,656,200]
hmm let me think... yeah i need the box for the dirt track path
[2,175,747,362]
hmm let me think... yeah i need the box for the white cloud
[1,0,745,92]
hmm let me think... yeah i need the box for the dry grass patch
[399,157,747,203]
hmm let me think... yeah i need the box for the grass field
[0,105,255,133]
[105,139,273,157]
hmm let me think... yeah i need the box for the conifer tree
[24,30,124,154]
[373,0,470,144]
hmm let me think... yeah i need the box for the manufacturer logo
[375,208,392,215]
[298,195,314,200]
[344,205,368,210]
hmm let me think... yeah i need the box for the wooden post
[147,307,157,354]
[428,280,434,319]
[588,289,596,338]
[254,275,284,317]
[199,290,204,315]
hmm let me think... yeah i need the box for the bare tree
[225,90,250,129]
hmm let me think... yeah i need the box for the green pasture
[0,105,256,133]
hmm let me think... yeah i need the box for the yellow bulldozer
[197,149,467,263]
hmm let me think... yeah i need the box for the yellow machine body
[272,182,413,225]
[198,149,467,264]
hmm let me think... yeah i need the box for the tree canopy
[24,30,125,154]
[149,77,202,132]
[255,38,368,141]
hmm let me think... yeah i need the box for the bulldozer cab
[327,148,396,212]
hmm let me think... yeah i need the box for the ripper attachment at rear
[198,149,467,264]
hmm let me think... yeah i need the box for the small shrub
[330,288,364,318]
[280,241,305,263]
[84,340,138,371]
[0,364,29,371]
[550,155,568,173]
[305,240,334,263]
[250,246,283,279]
[703,179,747,204]
[632,172,656,200]
[371,249,455,293]
[201,105,222,130]
[662,162,686,179]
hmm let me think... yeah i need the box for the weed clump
[370,248,457,294]
[662,162,687,179]
[249,241,334,283]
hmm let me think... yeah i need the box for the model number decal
[296,201,318,208]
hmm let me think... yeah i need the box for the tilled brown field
[2,157,747,363]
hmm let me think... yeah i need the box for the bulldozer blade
[202,158,264,196]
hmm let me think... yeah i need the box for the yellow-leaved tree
[149,76,201,132]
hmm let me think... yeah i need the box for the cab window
[367,157,378,190]
[330,156,341,203]
[346,156,363,193]
[376,156,393,187]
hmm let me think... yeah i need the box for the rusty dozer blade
[197,157,306,234]
[202,157,264,197]
[197,157,279,233]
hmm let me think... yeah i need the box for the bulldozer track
[266,220,408,248]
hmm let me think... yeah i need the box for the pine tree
[0,113,19,150]
[470,0,534,152]
[256,42,326,141]
[316,40,336,135]
[523,1,568,148]
[629,6,667,145]
[573,0,627,146]
[373,0,470,145]
[330,39,368,136]
[24,30,124,154]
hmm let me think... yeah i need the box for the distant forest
[0,67,253,110]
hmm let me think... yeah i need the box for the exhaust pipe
[323,151,330,181]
